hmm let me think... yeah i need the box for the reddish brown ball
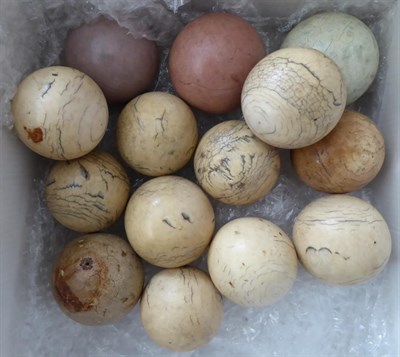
[168,12,266,114]
[65,17,160,103]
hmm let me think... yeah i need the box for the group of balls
[11,10,392,352]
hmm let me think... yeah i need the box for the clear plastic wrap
[0,0,397,356]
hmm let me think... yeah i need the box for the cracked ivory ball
[293,195,392,285]
[52,233,144,325]
[117,92,198,176]
[241,48,346,149]
[45,150,130,233]
[194,120,280,205]
[140,267,223,351]
[208,217,298,307]
[12,66,108,160]
[291,109,385,193]
[281,12,379,104]
[124,176,215,268]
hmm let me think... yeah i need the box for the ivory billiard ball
[281,12,379,104]
[208,217,298,307]
[194,120,280,205]
[12,66,108,160]
[45,150,130,233]
[117,92,198,176]
[293,195,392,285]
[124,176,215,268]
[291,109,385,193]
[241,48,346,149]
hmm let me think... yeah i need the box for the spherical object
[281,12,379,104]
[124,176,215,268]
[52,233,144,325]
[12,66,108,160]
[194,120,280,205]
[65,17,160,103]
[241,48,346,149]
[208,217,297,307]
[293,195,392,285]
[140,267,223,351]
[117,92,198,176]
[168,12,266,114]
[291,109,385,193]
[45,150,130,233]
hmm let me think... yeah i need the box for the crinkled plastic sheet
[0,0,397,356]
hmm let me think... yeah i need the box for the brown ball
[52,233,144,325]
[291,110,385,193]
[168,12,265,114]
[65,17,160,103]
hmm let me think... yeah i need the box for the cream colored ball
[293,195,392,285]
[45,150,130,232]
[241,48,346,149]
[140,267,223,351]
[208,217,298,307]
[117,91,198,176]
[52,233,144,325]
[12,66,108,160]
[194,120,280,205]
[124,176,215,268]
[281,12,379,104]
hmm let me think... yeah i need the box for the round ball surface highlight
[241,47,346,149]
[168,12,266,114]
[208,217,298,307]
[12,66,108,160]
[65,17,160,103]
[124,176,215,268]
[52,233,144,325]
[291,109,385,193]
[293,195,391,285]
[140,267,223,351]
[194,120,280,205]
[281,12,379,104]
[45,150,130,233]
[117,92,198,176]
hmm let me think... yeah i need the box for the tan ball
[194,120,280,205]
[117,92,198,176]
[124,176,215,268]
[291,109,385,193]
[45,150,130,233]
[208,217,297,307]
[293,195,392,285]
[241,48,346,149]
[140,267,223,351]
[52,233,144,325]
[12,66,108,160]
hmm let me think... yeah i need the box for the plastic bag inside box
[0,0,399,356]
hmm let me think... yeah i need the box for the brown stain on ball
[24,127,43,143]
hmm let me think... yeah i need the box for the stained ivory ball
[281,12,379,104]
[292,109,385,193]
[124,176,215,268]
[45,150,130,233]
[117,92,198,176]
[65,17,160,103]
[241,48,346,149]
[140,267,223,351]
[12,66,108,160]
[52,233,144,325]
[293,195,392,285]
[208,217,297,307]
[194,120,280,205]
[168,12,266,114]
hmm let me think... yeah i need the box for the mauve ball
[168,12,266,114]
[65,17,160,103]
